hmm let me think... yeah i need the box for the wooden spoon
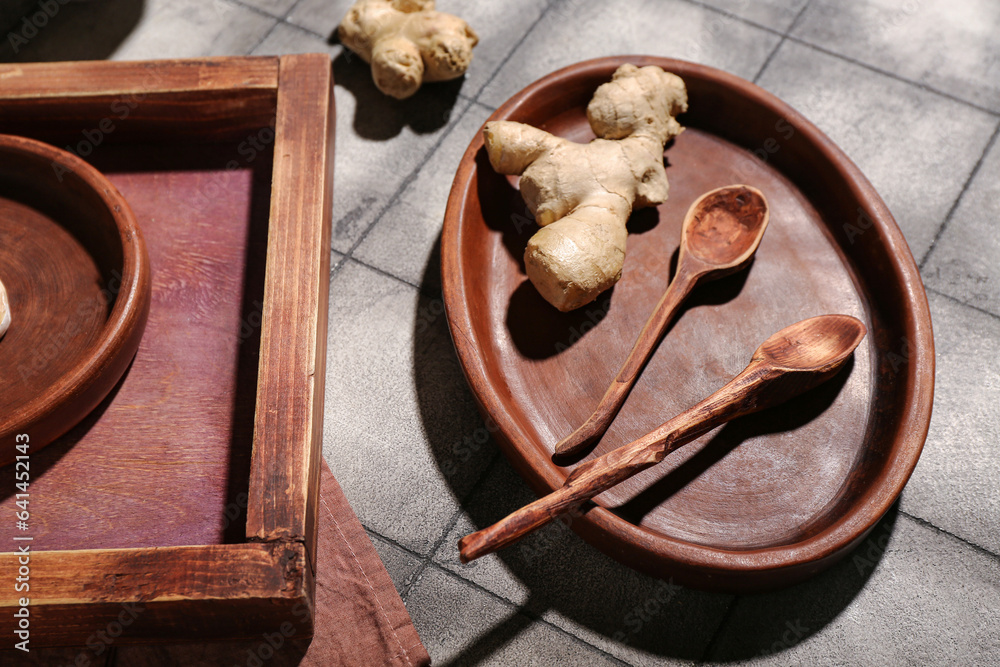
[554,185,770,459]
[459,314,866,563]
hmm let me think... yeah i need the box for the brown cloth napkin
[3,459,431,666]
[305,459,431,666]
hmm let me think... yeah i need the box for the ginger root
[484,64,688,311]
[339,0,479,100]
[0,278,10,339]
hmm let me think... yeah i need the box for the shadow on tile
[707,504,901,661]
[412,233,895,660]
[0,0,144,62]
[332,51,463,141]
[434,605,537,667]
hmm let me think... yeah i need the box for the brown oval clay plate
[0,134,151,466]
[441,56,934,592]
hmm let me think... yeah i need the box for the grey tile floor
[3,0,999,664]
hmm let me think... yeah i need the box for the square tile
[436,460,733,665]
[237,0,299,18]
[322,260,494,554]
[480,0,782,108]
[922,133,1000,314]
[696,0,809,32]
[407,565,621,666]
[707,514,1000,663]
[354,102,494,289]
[756,40,997,261]
[898,292,1000,555]
[255,21,472,252]
[368,530,424,596]
[792,0,1000,112]
[3,0,276,62]
[287,0,548,99]
[251,16,337,57]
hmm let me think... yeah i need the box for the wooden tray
[441,56,934,592]
[0,55,333,644]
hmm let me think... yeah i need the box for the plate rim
[0,133,152,462]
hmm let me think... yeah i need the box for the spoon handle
[459,363,767,563]
[554,263,700,459]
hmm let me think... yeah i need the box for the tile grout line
[365,525,428,562]
[674,0,784,38]
[919,119,1000,269]
[925,286,1000,324]
[327,249,350,285]
[224,0,310,23]
[695,595,739,664]
[751,0,814,84]
[399,515,458,600]
[424,561,630,666]
[341,255,425,294]
[233,0,334,53]
[220,0,286,21]
[900,511,1000,563]
[222,0,312,56]
[400,449,504,601]
[280,0,308,21]
[467,0,560,105]
[784,35,1000,118]
[243,14,283,55]
[338,97,476,261]
[469,97,498,114]
[274,16,333,42]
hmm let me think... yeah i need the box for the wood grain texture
[246,54,335,577]
[0,58,279,143]
[0,55,334,644]
[441,56,935,591]
[0,134,151,467]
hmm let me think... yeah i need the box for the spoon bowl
[682,185,769,269]
[759,313,868,373]
[554,184,769,460]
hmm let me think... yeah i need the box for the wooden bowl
[0,134,151,466]
[441,57,934,592]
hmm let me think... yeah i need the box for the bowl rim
[440,56,934,588]
[0,133,151,457]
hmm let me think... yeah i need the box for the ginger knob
[483,64,688,311]
[339,0,479,100]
